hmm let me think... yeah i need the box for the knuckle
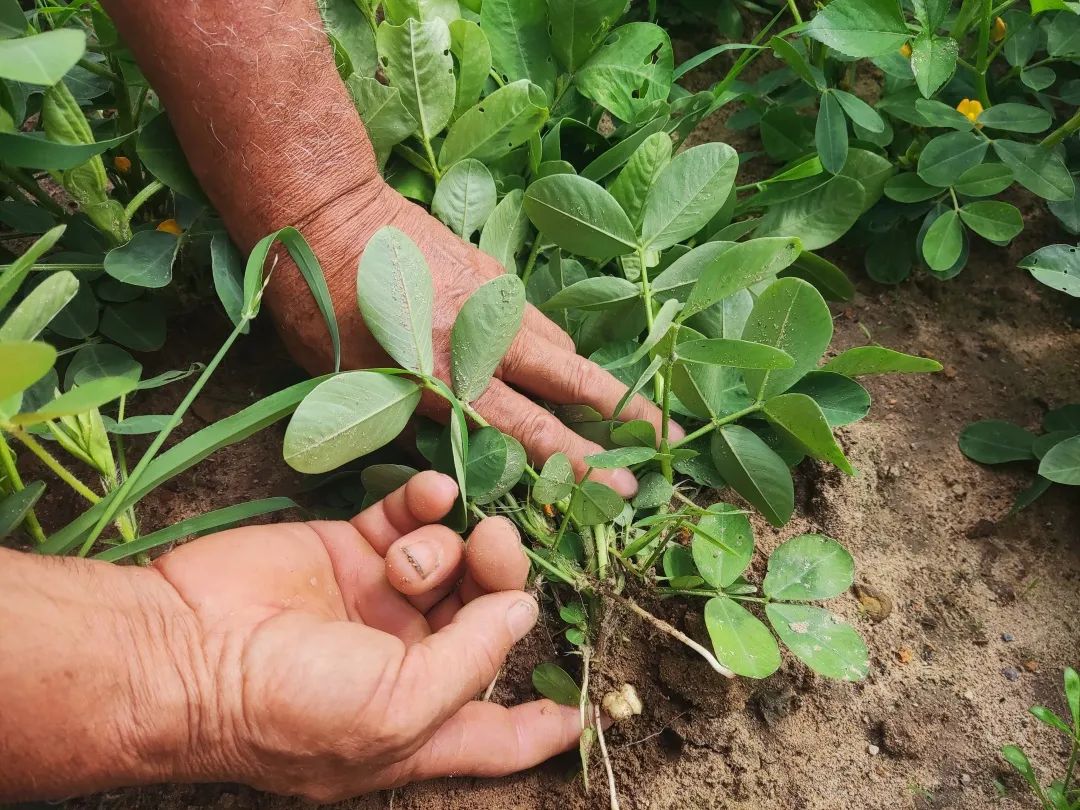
[516,410,556,454]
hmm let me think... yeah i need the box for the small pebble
[961,773,971,785]
[868,744,880,756]
[1023,660,1039,673]
[1003,667,1021,682]
[1002,632,1015,642]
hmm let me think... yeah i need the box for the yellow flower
[991,16,1006,43]
[900,42,912,58]
[156,218,182,236]
[113,155,131,173]
[956,98,984,126]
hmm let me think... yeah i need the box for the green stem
[637,520,681,575]
[521,544,582,587]
[785,0,803,24]
[594,523,610,582]
[0,433,46,544]
[659,359,674,482]
[421,136,442,182]
[519,238,542,287]
[670,402,763,450]
[10,429,101,505]
[123,180,165,224]
[949,186,960,211]
[1062,737,1078,797]
[1042,107,1080,148]
[973,0,993,107]
[77,57,119,83]
[637,247,665,402]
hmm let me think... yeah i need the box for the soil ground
[39,206,1079,810]
[16,50,1080,810]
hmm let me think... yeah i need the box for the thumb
[393,590,538,723]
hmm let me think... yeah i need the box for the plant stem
[519,238,542,287]
[11,429,102,505]
[594,523,610,582]
[973,0,993,107]
[785,0,803,24]
[0,433,46,543]
[421,136,442,182]
[669,402,763,450]
[77,57,119,83]
[123,179,165,224]
[608,592,734,678]
[1042,107,1080,148]
[658,359,674,482]
[637,247,666,403]
[636,520,682,575]
[458,398,542,482]
[594,704,621,810]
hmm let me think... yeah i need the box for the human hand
[267,182,683,498]
[153,471,582,801]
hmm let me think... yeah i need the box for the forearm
[100,0,384,252]
[0,549,206,800]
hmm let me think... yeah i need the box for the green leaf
[384,0,461,23]
[0,129,131,171]
[451,274,525,402]
[832,89,884,133]
[640,142,738,251]
[1039,435,1080,484]
[604,298,680,372]
[912,0,949,27]
[910,33,958,98]
[539,275,639,312]
[534,452,574,504]
[575,22,673,122]
[781,252,855,302]
[976,103,1052,134]
[100,300,166,352]
[958,419,1036,463]
[210,233,247,332]
[918,132,988,188]
[65,344,140,388]
[0,481,45,540]
[1044,404,1080,434]
[1018,244,1080,297]
[465,425,510,498]
[357,226,435,375]
[822,346,942,375]
[0,225,65,311]
[548,0,625,72]
[921,209,963,272]
[885,173,943,203]
[816,92,849,175]
[283,372,421,474]
[676,338,795,370]
[479,189,530,271]
[94,497,298,563]
[766,603,869,681]
[632,470,673,509]
[741,277,834,401]
[788,372,870,429]
[361,464,418,502]
[959,201,1022,243]
[320,0,378,76]
[103,230,177,289]
[12,376,136,426]
[992,140,1074,202]
[476,432,526,505]
[0,0,24,38]
[448,19,491,120]
[805,0,909,58]
[481,0,556,98]
[0,28,84,85]
[953,163,1014,197]
[704,596,781,679]
[377,18,455,146]
[101,414,173,436]
[345,75,418,161]
[1001,745,1040,794]
[0,270,77,341]
[770,36,820,88]
[440,79,548,168]
[762,393,854,474]
[1065,667,1079,730]
[711,425,794,527]
[608,131,672,228]
[570,480,625,525]
[584,446,655,468]
[531,663,581,706]
[523,174,637,259]
[432,159,497,239]
[763,534,854,600]
[692,503,754,588]
[0,341,55,402]
[581,114,670,182]
[1020,65,1055,91]
[913,98,974,131]
[136,113,206,202]
[681,238,803,319]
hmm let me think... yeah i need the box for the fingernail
[506,598,538,641]
[609,468,639,498]
[667,420,686,441]
[400,539,441,580]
